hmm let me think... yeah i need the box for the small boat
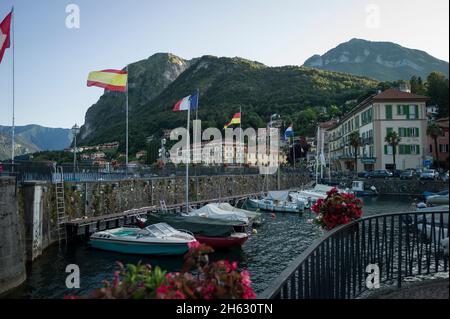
[187,203,249,224]
[89,223,196,255]
[427,194,449,206]
[295,184,336,202]
[209,202,263,226]
[351,181,378,197]
[247,191,305,213]
[144,212,249,249]
[195,233,249,248]
[423,189,449,199]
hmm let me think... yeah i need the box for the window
[410,145,420,155]
[355,116,360,128]
[439,144,449,153]
[386,105,393,119]
[430,145,433,153]
[409,105,418,119]
[387,127,393,135]
[397,105,403,115]
[384,145,393,155]
[410,127,420,137]
[399,145,411,155]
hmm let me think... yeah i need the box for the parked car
[440,171,449,182]
[358,171,369,178]
[391,170,403,178]
[366,170,393,179]
[400,170,417,180]
[420,169,439,180]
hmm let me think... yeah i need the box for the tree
[410,76,426,95]
[427,122,444,170]
[348,131,362,173]
[385,131,401,170]
[426,72,449,118]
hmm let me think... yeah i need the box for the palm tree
[427,122,444,170]
[385,131,401,170]
[348,131,362,174]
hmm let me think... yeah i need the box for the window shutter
[415,105,419,119]
[397,105,401,115]
[386,105,392,119]
[416,128,420,137]
[384,145,388,155]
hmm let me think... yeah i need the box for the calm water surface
[7,195,417,298]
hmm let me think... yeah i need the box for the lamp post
[72,124,80,181]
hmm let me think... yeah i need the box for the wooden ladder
[55,166,67,244]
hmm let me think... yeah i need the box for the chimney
[399,83,411,93]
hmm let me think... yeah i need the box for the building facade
[327,88,429,172]
[426,117,449,170]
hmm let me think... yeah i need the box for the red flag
[0,11,12,64]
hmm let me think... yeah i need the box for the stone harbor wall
[0,177,26,296]
[17,173,310,258]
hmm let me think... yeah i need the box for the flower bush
[311,187,363,230]
[71,242,256,299]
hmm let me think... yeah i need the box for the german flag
[224,112,241,129]
[87,69,128,92]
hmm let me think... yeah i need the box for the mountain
[0,125,72,160]
[79,54,378,153]
[303,39,449,81]
[80,53,194,141]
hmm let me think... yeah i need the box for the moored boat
[247,191,305,213]
[89,223,196,255]
[144,212,249,249]
[351,181,378,197]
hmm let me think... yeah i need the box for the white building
[327,88,429,172]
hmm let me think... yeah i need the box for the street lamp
[72,124,80,181]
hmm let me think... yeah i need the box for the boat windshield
[142,223,178,237]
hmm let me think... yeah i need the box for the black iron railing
[260,210,449,299]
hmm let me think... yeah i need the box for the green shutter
[386,105,392,119]
[398,128,403,137]
[397,105,402,115]
[407,128,412,137]
[415,105,419,119]
[384,145,388,155]
[404,105,410,119]
[416,128,420,137]
[387,127,393,135]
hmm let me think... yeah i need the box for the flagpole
[125,66,129,175]
[11,6,15,172]
[239,106,242,167]
[186,106,191,213]
[292,131,296,169]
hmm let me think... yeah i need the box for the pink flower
[240,270,252,286]
[156,284,170,298]
[112,271,120,288]
[188,241,201,249]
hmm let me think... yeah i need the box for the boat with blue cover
[89,223,196,255]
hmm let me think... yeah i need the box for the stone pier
[0,177,26,295]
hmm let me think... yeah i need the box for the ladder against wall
[55,166,67,244]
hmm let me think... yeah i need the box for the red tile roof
[373,88,430,101]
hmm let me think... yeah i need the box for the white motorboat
[247,191,305,213]
[89,223,197,255]
[210,202,263,226]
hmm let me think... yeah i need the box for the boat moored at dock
[89,223,197,255]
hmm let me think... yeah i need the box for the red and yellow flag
[224,112,241,129]
[87,69,128,92]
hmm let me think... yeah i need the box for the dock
[65,192,261,241]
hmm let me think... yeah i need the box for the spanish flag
[224,112,241,129]
[87,69,128,92]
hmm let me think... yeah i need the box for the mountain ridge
[303,38,449,81]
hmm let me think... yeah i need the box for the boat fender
[271,213,276,219]
[252,229,258,235]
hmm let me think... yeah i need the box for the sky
[0,0,449,129]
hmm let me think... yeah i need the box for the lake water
[6,195,418,299]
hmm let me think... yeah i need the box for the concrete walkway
[367,279,449,299]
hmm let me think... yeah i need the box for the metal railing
[260,210,449,299]
[0,162,309,182]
